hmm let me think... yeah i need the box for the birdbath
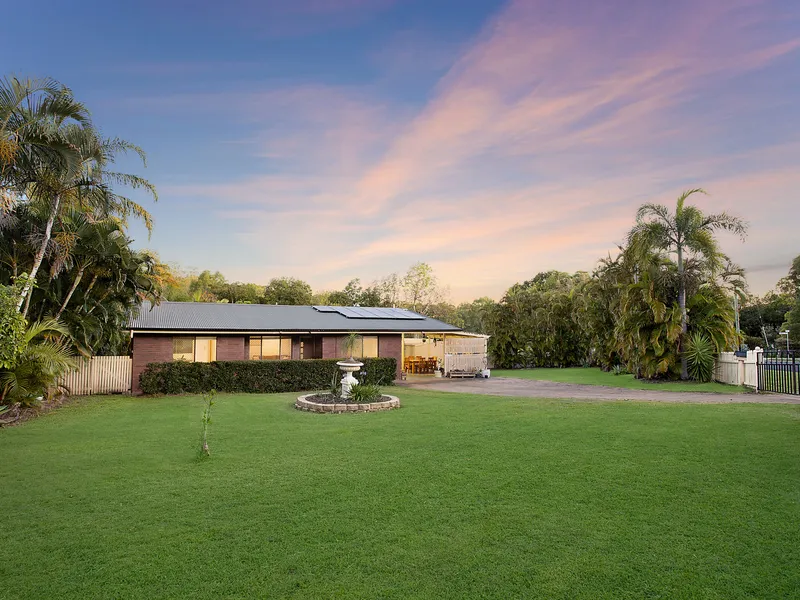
[337,359,364,399]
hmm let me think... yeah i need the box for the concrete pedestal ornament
[336,360,364,398]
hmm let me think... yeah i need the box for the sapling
[199,390,215,458]
[341,332,362,361]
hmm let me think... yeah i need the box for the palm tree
[0,318,77,405]
[1,76,89,211]
[627,189,747,379]
[17,124,157,316]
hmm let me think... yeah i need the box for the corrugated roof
[127,302,461,333]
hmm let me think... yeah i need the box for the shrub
[139,357,397,395]
[684,332,716,383]
[348,383,382,404]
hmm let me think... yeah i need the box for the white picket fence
[714,350,759,389]
[59,356,132,395]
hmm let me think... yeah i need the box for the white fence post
[59,356,132,395]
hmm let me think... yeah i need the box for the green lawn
[2,391,798,599]
[493,367,749,393]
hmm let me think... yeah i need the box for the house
[127,302,487,393]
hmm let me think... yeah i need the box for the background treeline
[161,261,495,334]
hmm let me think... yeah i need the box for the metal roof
[127,302,461,333]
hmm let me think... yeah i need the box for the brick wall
[378,335,402,380]
[217,336,246,361]
[131,334,173,394]
[321,335,341,359]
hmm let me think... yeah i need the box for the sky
[3,0,799,301]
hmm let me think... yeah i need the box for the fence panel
[59,356,132,395]
[714,353,739,386]
[757,350,799,395]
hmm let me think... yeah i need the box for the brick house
[127,302,469,394]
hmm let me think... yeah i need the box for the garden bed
[295,393,400,413]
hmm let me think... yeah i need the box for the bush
[139,357,396,395]
[348,383,382,404]
[684,332,716,383]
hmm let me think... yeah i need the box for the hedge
[139,357,397,395]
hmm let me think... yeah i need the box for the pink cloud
[152,0,800,300]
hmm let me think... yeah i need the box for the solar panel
[313,305,424,319]
[340,306,424,320]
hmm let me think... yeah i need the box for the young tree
[402,262,445,313]
[627,189,747,379]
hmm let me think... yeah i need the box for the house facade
[127,302,468,393]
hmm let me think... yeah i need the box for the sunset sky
[4,0,799,301]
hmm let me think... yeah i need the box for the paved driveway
[401,376,800,404]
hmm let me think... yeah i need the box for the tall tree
[402,262,445,313]
[1,76,89,209]
[11,123,156,315]
[262,277,313,305]
[627,189,747,379]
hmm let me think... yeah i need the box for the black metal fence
[757,350,799,395]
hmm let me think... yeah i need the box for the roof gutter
[129,329,462,335]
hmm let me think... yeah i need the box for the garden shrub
[348,383,382,403]
[139,357,396,395]
[684,332,716,383]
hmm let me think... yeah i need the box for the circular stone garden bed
[296,393,400,413]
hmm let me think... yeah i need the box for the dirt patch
[304,393,391,404]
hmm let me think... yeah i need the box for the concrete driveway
[401,376,800,404]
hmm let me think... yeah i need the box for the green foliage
[1,74,162,355]
[776,255,800,297]
[0,318,77,405]
[329,368,342,396]
[262,277,313,305]
[348,383,382,403]
[139,357,396,395]
[341,332,362,359]
[780,254,800,349]
[0,283,26,369]
[486,272,589,369]
[626,189,747,379]
[739,291,793,348]
[684,332,716,383]
[198,390,215,458]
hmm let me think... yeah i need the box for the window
[173,337,194,361]
[173,336,216,362]
[342,335,379,358]
[249,336,292,360]
[363,336,378,358]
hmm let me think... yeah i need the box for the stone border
[295,393,400,413]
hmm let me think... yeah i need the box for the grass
[492,367,749,393]
[2,390,799,599]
